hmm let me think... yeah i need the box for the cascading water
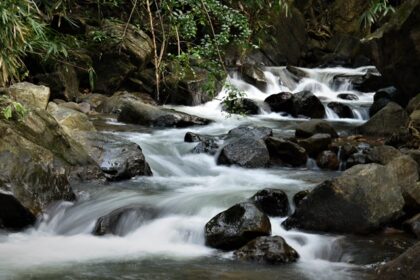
[0,67,403,280]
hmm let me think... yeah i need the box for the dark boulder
[403,214,420,238]
[249,189,290,217]
[316,150,340,170]
[375,242,420,280]
[293,91,325,118]
[295,120,338,138]
[327,102,354,118]
[192,140,219,155]
[205,202,271,250]
[366,0,420,101]
[358,102,409,137]
[265,137,308,167]
[283,163,405,234]
[369,97,392,117]
[293,190,310,208]
[297,133,332,157]
[234,236,299,264]
[264,92,294,114]
[0,192,36,231]
[93,205,158,236]
[217,137,270,168]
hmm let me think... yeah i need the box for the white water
[0,67,382,280]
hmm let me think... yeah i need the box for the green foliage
[221,83,246,115]
[0,96,27,121]
[361,0,395,28]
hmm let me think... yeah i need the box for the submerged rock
[93,205,158,236]
[249,189,290,217]
[234,236,299,264]
[283,163,405,234]
[205,202,271,250]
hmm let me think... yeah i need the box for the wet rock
[264,92,294,114]
[293,190,310,208]
[265,137,308,167]
[217,137,270,168]
[71,132,152,181]
[327,102,353,118]
[337,93,359,101]
[93,205,158,236]
[249,189,290,217]
[358,102,409,137]
[283,163,405,234]
[118,98,210,127]
[403,214,420,238]
[297,133,332,158]
[226,126,272,141]
[295,120,338,138]
[292,91,325,118]
[222,98,260,115]
[79,93,108,111]
[410,110,420,131]
[316,150,340,170]
[369,97,392,117]
[375,242,420,280]
[366,0,420,101]
[234,236,299,264]
[6,82,50,110]
[192,140,219,155]
[0,191,36,231]
[205,202,271,250]
[386,156,419,213]
[366,145,402,165]
[241,64,267,92]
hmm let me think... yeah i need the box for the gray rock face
[283,163,405,234]
[375,242,420,280]
[72,132,152,181]
[265,137,308,167]
[226,126,273,141]
[234,236,299,264]
[241,64,267,92]
[249,189,290,217]
[217,137,270,168]
[295,120,338,138]
[358,102,409,136]
[93,205,158,236]
[6,82,50,110]
[205,202,271,250]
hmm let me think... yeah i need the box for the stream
[0,67,413,280]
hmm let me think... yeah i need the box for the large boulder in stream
[102,92,209,127]
[295,120,338,138]
[297,133,332,157]
[217,126,272,168]
[71,132,153,181]
[249,189,290,217]
[265,137,308,167]
[292,91,325,118]
[234,236,299,264]
[264,92,294,114]
[365,0,420,101]
[357,102,409,136]
[282,163,405,234]
[93,205,158,236]
[205,202,271,250]
[375,242,420,280]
